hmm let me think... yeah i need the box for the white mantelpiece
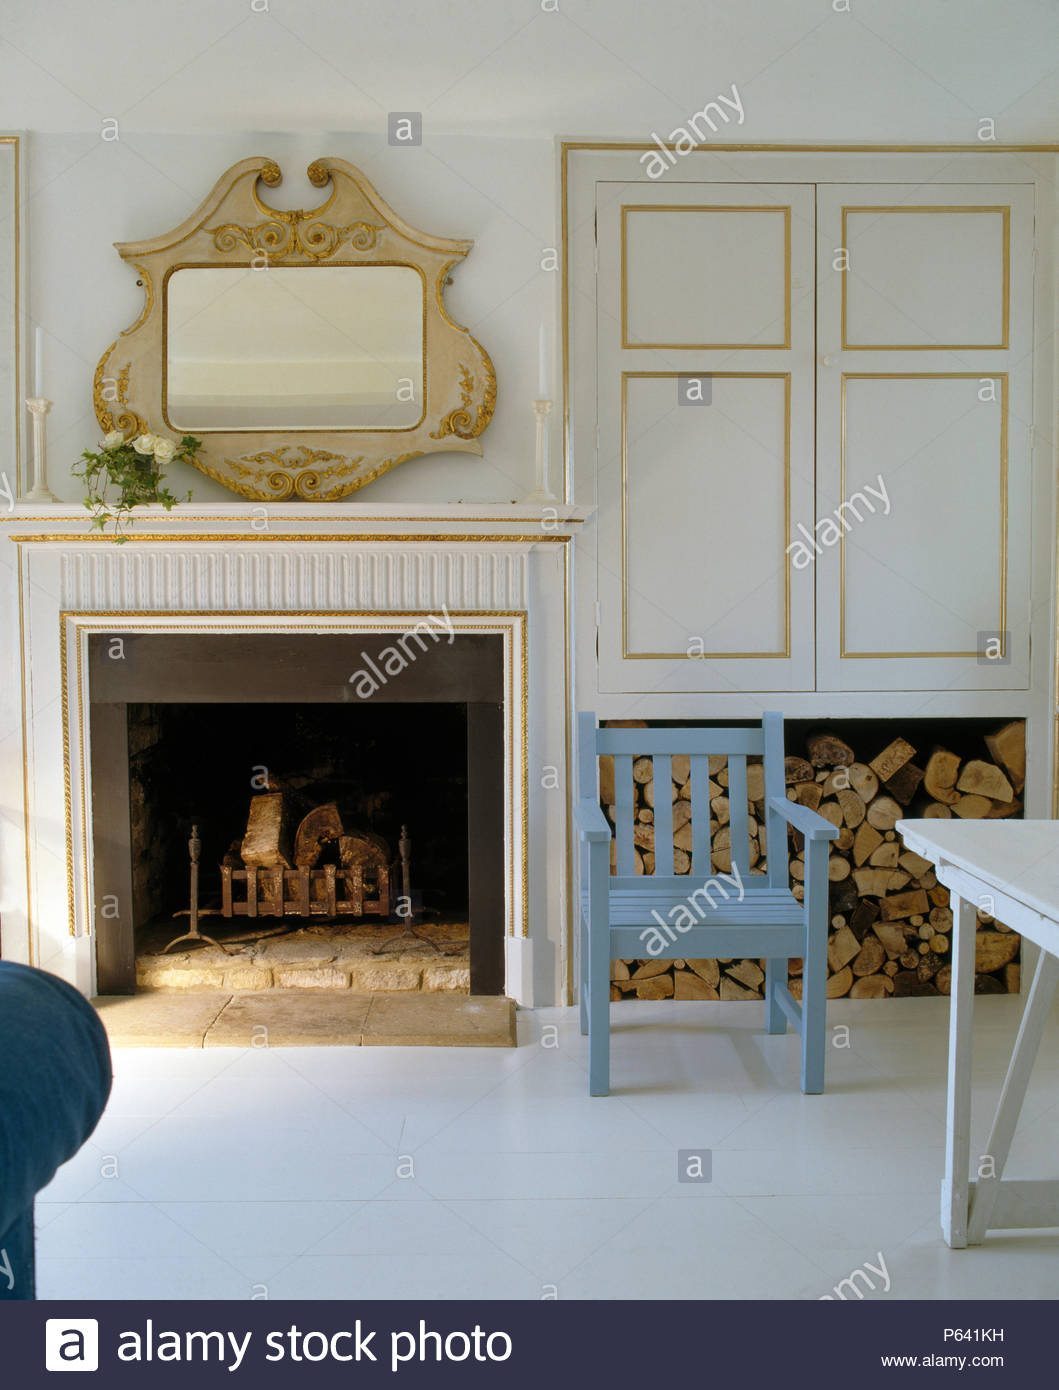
[0,503,591,1008]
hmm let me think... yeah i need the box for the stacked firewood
[602,720,1025,1003]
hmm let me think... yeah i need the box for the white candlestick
[33,326,43,398]
[25,396,58,503]
[537,322,548,399]
[523,398,557,505]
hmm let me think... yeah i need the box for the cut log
[633,959,671,979]
[610,960,630,981]
[975,974,1007,995]
[847,763,880,802]
[952,794,992,819]
[983,720,1026,793]
[636,975,674,999]
[899,850,932,877]
[674,970,719,1000]
[879,889,929,921]
[671,754,691,785]
[836,787,866,828]
[923,802,953,819]
[957,759,1014,802]
[632,756,653,784]
[294,802,345,867]
[850,900,881,935]
[686,958,721,986]
[836,826,855,852]
[986,797,1022,819]
[866,796,903,831]
[828,923,861,973]
[746,763,765,802]
[892,970,938,997]
[599,756,615,804]
[727,958,765,989]
[241,793,292,868]
[338,830,389,879]
[785,755,816,784]
[853,821,884,866]
[874,921,910,956]
[796,782,824,812]
[853,867,894,897]
[869,736,916,783]
[719,976,761,1001]
[850,975,894,998]
[883,762,925,807]
[975,930,1020,973]
[868,842,900,868]
[828,855,851,882]
[807,731,855,768]
[826,965,854,998]
[923,748,961,805]
[817,801,844,830]
[851,933,886,976]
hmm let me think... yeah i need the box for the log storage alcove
[602,718,1025,1003]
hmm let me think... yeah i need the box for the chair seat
[581,882,804,929]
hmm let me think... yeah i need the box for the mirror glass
[165,265,425,431]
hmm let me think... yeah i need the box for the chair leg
[578,916,589,1035]
[765,958,787,1034]
[801,843,828,1094]
[588,934,610,1095]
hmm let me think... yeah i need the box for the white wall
[1,0,1056,503]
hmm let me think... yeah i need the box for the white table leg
[942,893,977,1248]
[966,949,1059,1244]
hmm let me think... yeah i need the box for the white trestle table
[897,819,1059,1248]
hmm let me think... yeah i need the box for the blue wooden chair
[576,712,838,1096]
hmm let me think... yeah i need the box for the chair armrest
[575,800,612,843]
[767,795,839,842]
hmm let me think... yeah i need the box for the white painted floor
[36,995,1059,1300]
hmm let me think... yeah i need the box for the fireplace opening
[128,701,470,984]
[88,632,507,997]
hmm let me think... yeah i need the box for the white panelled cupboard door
[815,184,1035,691]
[595,182,815,693]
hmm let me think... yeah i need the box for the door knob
[821,353,836,368]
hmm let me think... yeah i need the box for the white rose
[152,437,176,463]
[133,433,156,455]
[102,430,124,450]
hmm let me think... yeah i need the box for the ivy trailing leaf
[74,430,200,542]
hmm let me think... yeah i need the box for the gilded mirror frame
[93,156,496,501]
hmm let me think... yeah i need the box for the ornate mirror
[94,156,496,501]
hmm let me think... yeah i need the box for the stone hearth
[136,919,470,993]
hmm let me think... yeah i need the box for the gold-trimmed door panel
[596,181,815,693]
[816,184,1035,690]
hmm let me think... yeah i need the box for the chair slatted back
[579,716,786,882]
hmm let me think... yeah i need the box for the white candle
[537,322,548,399]
[33,327,43,399]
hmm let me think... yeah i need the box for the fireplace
[89,632,507,996]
